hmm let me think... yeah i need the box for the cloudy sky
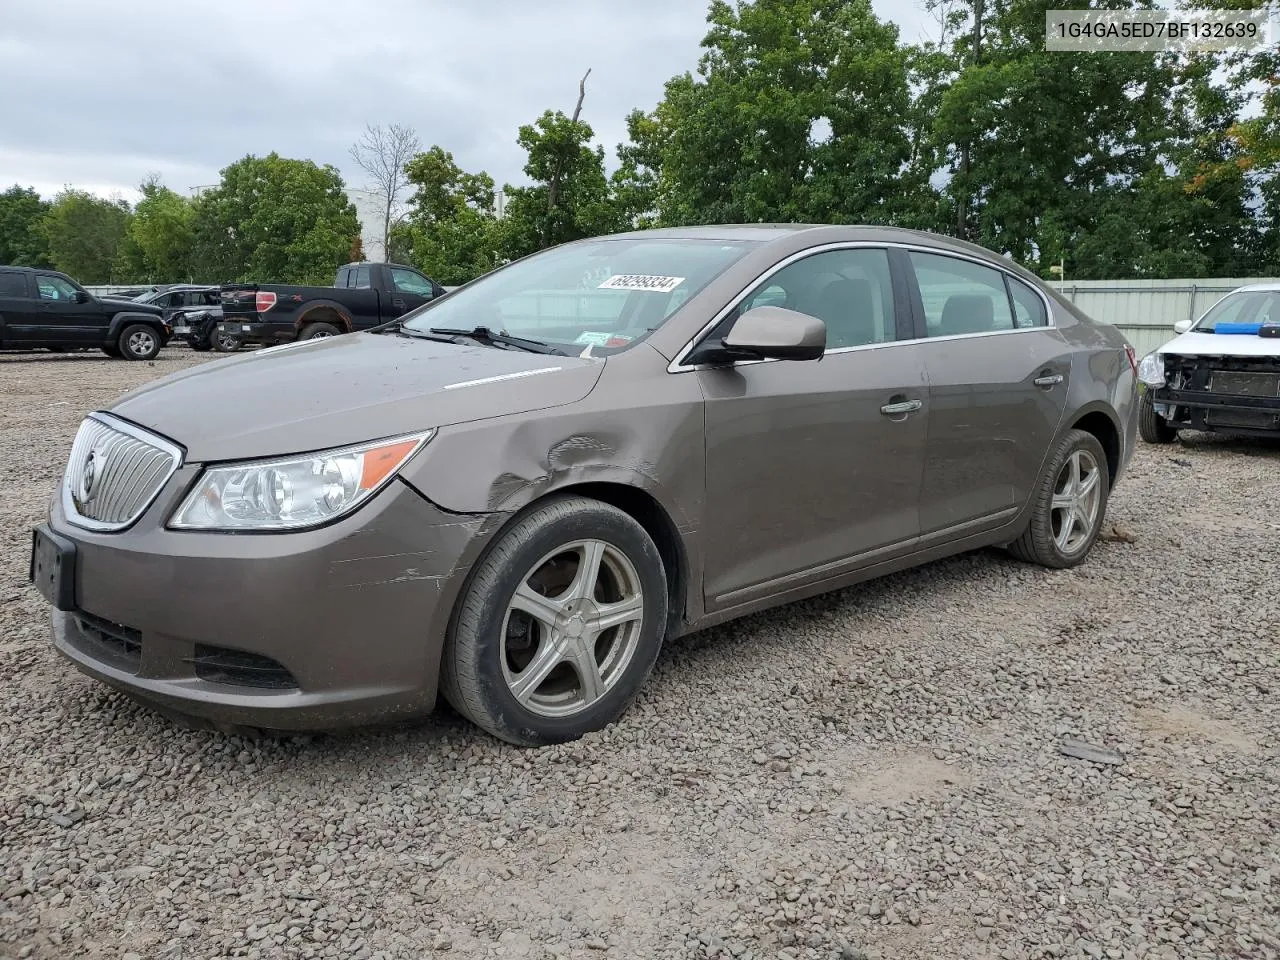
[3,0,938,203]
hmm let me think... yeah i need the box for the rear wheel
[299,322,341,340]
[190,338,213,352]
[117,324,162,361]
[1138,392,1179,444]
[212,329,241,352]
[441,496,668,746]
[1008,429,1110,570]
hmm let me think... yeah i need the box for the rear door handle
[880,399,923,416]
[1034,373,1064,388]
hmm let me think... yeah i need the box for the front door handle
[880,399,923,416]
[1034,373,1064,388]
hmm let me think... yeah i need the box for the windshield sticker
[598,274,685,293]
[574,331,636,349]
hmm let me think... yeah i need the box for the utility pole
[956,0,983,241]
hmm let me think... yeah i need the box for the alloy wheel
[1051,449,1102,554]
[500,539,645,718]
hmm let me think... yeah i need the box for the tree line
[3,0,1277,287]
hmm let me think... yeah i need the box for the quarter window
[1007,276,1048,328]
[910,252,1015,337]
[733,248,896,350]
[35,275,80,302]
[0,273,27,297]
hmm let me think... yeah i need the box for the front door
[389,266,435,317]
[696,246,930,610]
[904,250,1071,536]
[34,274,104,345]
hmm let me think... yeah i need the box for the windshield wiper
[427,326,566,355]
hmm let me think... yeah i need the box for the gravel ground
[1,349,1277,960]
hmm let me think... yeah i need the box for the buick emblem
[79,450,100,503]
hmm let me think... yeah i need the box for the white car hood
[1159,331,1280,359]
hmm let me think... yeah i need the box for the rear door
[695,245,930,610]
[0,271,38,346]
[904,250,1070,537]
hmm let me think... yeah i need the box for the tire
[212,330,241,353]
[1008,429,1110,570]
[117,324,162,361]
[441,495,669,746]
[299,322,341,340]
[1138,392,1178,444]
[190,339,213,352]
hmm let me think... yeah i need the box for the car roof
[589,223,1018,258]
[1231,281,1280,293]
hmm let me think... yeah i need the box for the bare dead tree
[545,68,592,231]
[349,123,422,260]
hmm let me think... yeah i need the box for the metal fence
[1053,277,1280,356]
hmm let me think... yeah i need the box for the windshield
[400,237,759,353]
[1196,290,1280,332]
[131,289,164,304]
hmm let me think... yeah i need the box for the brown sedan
[29,225,1139,745]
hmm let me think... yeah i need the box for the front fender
[108,312,165,339]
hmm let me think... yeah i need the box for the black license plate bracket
[29,524,77,611]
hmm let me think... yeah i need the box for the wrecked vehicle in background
[1138,282,1280,442]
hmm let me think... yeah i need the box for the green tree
[190,153,361,284]
[0,186,53,267]
[124,177,197,281]
[399,146,505,285]
[43,189,131,283]
[501,72,619,260]
[629,0,922,227]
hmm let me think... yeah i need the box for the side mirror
[74,290,90,304]
[1174,319,1193,335]
[718,305,826,361]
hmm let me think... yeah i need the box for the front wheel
[441,496,669,746]
[117,324,162,361]
[1138,392,1179,444]
[1008,429,1110,570]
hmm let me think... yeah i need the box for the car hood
[1159,331,1280,359]
[107,332,606,462]
[101,297,162,313]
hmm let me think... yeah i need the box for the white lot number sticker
[598,274,685,293]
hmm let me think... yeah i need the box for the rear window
[0,273,26,297]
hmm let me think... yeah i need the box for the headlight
[169,431,433,531]
[1137,351,1165,387]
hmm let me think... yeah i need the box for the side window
[730,248,896,350]
[0,273,27,297]
[337,267,352,288]
[1007,276,1048,328]
[36,275,80,302]
[391,267,435,297]
[353,265,371,289]
[910,252,1015,337]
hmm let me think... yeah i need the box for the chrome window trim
[62,412,185,533]
[667,240,1056,374]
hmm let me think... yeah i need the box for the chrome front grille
[62,414,183,531]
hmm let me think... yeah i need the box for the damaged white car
[1137,282,1280,442]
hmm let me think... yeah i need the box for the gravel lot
[2,349,1277,960]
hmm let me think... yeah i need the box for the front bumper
[219,320,295,347]
[1149,386,1280,435]
[39,475,502,731]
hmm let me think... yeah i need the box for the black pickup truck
[218,262,446,346]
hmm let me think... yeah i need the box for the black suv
[0,267,170,360]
